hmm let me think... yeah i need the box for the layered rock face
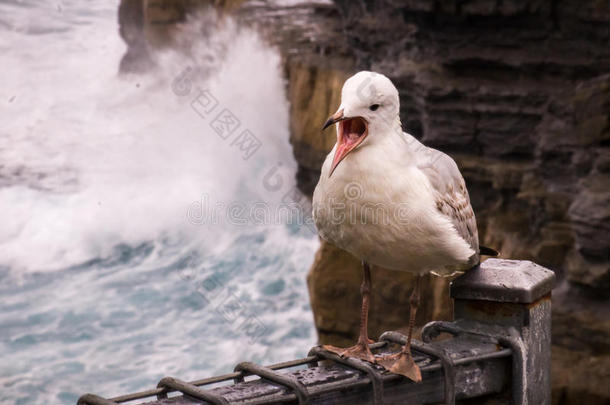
[118,0,609,402]
[245,0,610,403]
[312,0,610,296]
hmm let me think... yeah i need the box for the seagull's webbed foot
[322,340,376,364]
[376,274,423,382]
[377,350,422,382]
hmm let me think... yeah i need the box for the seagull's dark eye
[369,104,380,111]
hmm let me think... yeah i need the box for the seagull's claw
[322,342,376,364]
[377,351,422,382]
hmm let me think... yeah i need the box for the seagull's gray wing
[406,134,480,265]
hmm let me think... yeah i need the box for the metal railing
[77,258,555,405]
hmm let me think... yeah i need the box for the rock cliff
[118,0,609,402]
[241,1,610,403]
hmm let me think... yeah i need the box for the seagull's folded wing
[407,133,480,265]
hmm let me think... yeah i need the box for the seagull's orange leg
[322,261,375,363]
[378,274,422,382]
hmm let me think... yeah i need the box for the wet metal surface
[451,259,555,405]
[451,259,556,304]
[78,335,510,405]
[78,259,555,405]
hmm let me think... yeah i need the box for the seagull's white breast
[312,134,475,274]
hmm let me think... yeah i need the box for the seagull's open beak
[322,109,369,177]
[322,108,346,131]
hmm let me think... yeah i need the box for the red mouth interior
[330,117,368,175]
[339,117,367,147]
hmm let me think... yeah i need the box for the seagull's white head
[322,71,401,176]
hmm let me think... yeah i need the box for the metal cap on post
[450,259,556,405]
[451,258,556,304]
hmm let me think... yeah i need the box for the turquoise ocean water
[0,1,319,403]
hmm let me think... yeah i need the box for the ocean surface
[0,1,319,403]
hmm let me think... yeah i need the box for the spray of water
[0,2,318,403]
[0,5,308,272]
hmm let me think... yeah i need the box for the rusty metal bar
[450,259,555,405]
[421,320,527,405]
[380,331,458,405]
[82,356,319,404]
[76,394,119,405]
[233,361,311,404]
[76,258,555,405]
[156,377,230,404]
[79,337,511,405]
[79,334,511,405]
[308,346,385,404]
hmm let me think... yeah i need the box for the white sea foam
[0,2,308,272]
[0,1,319,403]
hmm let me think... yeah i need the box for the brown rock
[564,250,610,296]
[285,63,351,195]
[118,0,153,73]
[552,346,610,405]
[552,302,610,355]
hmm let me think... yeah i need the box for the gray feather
[405,133,480,266]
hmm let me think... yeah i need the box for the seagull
[312,71,497,382]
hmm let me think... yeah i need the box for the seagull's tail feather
[479,245,499,257]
